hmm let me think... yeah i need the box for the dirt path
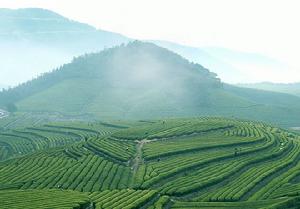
[132,139,150,174]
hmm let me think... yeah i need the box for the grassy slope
[2,42,300,127]
[17,80,300,127]
[1,117,300,208]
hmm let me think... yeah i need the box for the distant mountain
[203,47,297,83]
[150,41,244,83]
[238,82,300,97]
[152,41,292,84]
[1,8,292,86]
[1,41,300,127]
[0,8,130,85]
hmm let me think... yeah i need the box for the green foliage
[0,189,90,209]
[90,189,157,209]
[1,117,300,208]
[86,137,135,162]
[3,42,300,126]
[171,198,300,209]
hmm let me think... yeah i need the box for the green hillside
[1,41,300,127]
[1,117,300,208]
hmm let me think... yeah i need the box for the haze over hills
[238,82,300,97]
[201,47,293,83]
[151,41,292,83]
[1,41,300,127]
[0,8,293,86]
[0,41,220,118]
[1,7,300,127]
[2,3,300,208]
[0,8,130,85]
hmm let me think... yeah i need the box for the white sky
[1,0,300,82]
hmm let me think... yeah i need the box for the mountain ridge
[1,41,300,127]
[0,8,130,86]
[1,8,294,85]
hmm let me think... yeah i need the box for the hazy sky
[1,0,300,82]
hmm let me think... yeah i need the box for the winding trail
[132,139,150,174]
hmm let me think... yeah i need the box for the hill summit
[1,41,300,126]
[0,41,221,118]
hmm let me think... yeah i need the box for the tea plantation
[1,116,300,208]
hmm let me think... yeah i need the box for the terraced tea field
[1,116,300,208]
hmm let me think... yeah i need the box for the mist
[2,3,300,209]
[0,41,72,86]
[1,7,299,86]
[70,42,221,119]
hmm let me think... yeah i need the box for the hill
[1,117,300,208]
[238,82,300,97]
[0,41,220,117]
[150,40,245,83]
[1,41,300,127]
[1,8,292,86]
[0,8,130,85]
